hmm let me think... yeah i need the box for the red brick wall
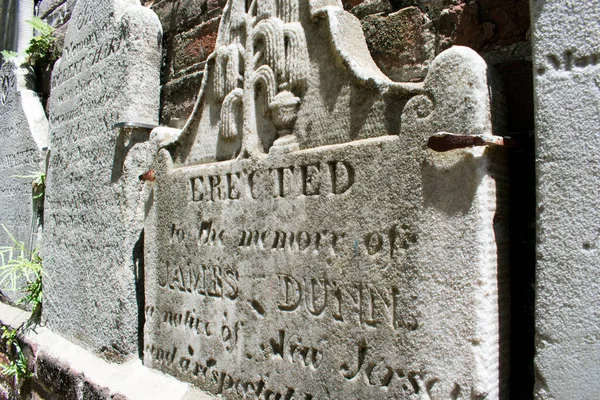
[42,0,530,128]
[141,0,226,127]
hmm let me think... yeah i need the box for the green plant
[16,171,46,200]
[0,226,43,301]
[0,225,44,380]
[1,51,18,63]
[24,17,55,66]
[0,326,30,380]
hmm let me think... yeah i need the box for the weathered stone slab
[0,59,48,252]
[144,0,508,398]
[532,1,600,398]
[44,0,161,356]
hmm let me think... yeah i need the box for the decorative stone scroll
[0,59,48,252]
[144,0,508,398]
[43,0,161,356]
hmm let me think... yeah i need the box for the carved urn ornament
[269,86,301,152]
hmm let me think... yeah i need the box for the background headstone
[0,59,48,257]
[44,0,161,357]
[532,0,600,398]
[144,0,509,397]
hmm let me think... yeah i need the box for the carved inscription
[146,305,243,353]
[159,261,239,300]
[276,274,418,330]
[0,149,38,169]
[170,220,225,247]
[238,229,344,254]
[168,220,415,259]
[340,339,438,396]
[158,351,316,400]
[538,50,600,74]
[190,161,354,202]
[259,330,323,370]
[147,147,432,398]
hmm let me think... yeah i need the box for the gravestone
[0,59,48,252]
[144,0,508,398]
[43,0,161,356]
[532,1,600,398]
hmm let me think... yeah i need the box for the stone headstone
[144,0,508,398]
[43,0,161,356]
[0,59,48,252]
[532,1,600,398]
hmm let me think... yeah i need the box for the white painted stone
[144,0,508,398]
[0,0,18,53]
[532,1,600,398]
[0,59,48,253]
[43,0,161,356]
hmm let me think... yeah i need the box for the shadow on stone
[133,230,145,360]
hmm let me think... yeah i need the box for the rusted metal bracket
[427,132,516,152]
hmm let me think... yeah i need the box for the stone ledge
[0,302,215,400]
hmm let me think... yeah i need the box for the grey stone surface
[38,0,67,18]
[0,59,48,253]
[43,0,161,356]
[144,0,508,398]
[532,1,600,398]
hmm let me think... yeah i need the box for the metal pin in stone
[139,170,156,182]
[427,132,514,152]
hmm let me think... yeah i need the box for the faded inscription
[43,0,160,355]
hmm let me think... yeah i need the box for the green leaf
[26,17,54,36]
[1,50,18,62]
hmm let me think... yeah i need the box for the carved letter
[302,164,321,196]
[305,277,327,316]
[191,177,205,202]
[340,339,368,380]
[277,274,302,311]
[330,161,354,194]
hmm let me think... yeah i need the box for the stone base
[0,302,215,400]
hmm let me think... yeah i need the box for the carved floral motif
[214,0,308,152]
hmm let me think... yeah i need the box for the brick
[436,0,529,52]
[82,380,111,400]
[35,355,79,400]
[176,0,208,32]
[161,70,204,128]
[172,17,220,75]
